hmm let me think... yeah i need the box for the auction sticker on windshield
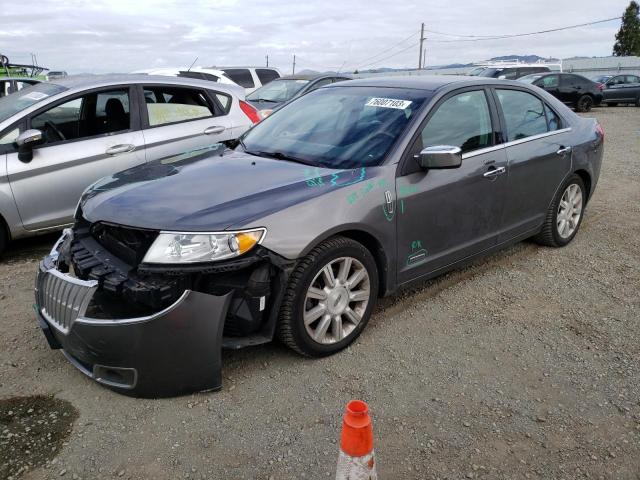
[365,98,412,109]
[22,92,49,101]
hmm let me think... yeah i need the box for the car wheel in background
[534,174,586,248]
[575,95,593,112]
[277,236,379,357]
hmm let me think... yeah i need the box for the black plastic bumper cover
[34,260,232,398]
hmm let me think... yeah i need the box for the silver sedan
[0,74,259,255]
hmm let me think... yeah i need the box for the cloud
[0,0,629,74]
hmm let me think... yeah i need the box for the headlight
[142,228,266,264]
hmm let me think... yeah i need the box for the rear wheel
[534,174,586,247]
[277,236,379,357]
[575,95,593,112]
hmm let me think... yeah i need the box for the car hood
[81,146,369,231]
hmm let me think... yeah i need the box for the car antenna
[187,57,198,72]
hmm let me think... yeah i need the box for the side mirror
[415,145,462,169]
[16,129,44,162]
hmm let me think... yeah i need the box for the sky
[0,0,632,74]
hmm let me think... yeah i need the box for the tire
[534,174,586,248]
[0,222,7,258]
[575,95,593,112]
[277,236,379,357]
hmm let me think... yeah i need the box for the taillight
[595,122,604,141]
[239,100,261,124]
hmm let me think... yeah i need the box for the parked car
[33,75,604,396]
[131,67,243,93]
[600,74,640,106]
[246,74,351,119]
[0,77,41,98]
[0,74,260,255]
[518,73,602,112]
[213,67,282,94]
[47,71,68,80]
[478,64,552,80]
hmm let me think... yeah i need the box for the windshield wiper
[249,98,279,103]
[248,150,316,166]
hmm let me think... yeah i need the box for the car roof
[278,74,350,81]
[331,75,513,92]
[47,74,243,95]
[0,77,42,82]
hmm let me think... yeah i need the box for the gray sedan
[601,74,640,106]
[0,75,258,254]
[35,76,604,396]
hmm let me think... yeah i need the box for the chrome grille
[35,268,98,334]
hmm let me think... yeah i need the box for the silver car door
[140,84,234,161]
[6,86,146,231]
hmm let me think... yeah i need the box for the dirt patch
[0,395,78,479]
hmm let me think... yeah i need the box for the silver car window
[143,86,214,127]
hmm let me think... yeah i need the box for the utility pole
[418,23,425,69]
[292,54,296,75]
[266,55,269,67]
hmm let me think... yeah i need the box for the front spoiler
[34,259,233,398]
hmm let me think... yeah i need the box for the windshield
[246,79,310,102]
[518,75,543,84]
[0,82,67,124]
[240,86,428,169]
[468,67,486,76]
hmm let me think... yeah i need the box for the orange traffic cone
[335,400,377,480]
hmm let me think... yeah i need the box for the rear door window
[420,90,493,153]
[626,75,640,84]
[222,69,255,88]
[539,75,559,88]
[255,69,280,85]
[496,89,548,141]
[143,86,214,127]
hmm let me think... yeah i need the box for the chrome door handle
[204,126,226,135]
[556,146,572,155]
[483,166,506,178]
[105,144,135,155]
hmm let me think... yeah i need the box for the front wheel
[0,222,7,258]
[277,237,379,357]
[575,95,593,112]
[534,174,586,247]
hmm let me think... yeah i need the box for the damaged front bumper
[34,253,233,398]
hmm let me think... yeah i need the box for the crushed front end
[34,215,291,397]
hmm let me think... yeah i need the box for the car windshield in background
[478,68,502,77]
[0,83,67,123]
[246,79,310,103]
[241,86,427,169]
[592,75,612,83]
[518,74,544,84]
[468,67,486,76]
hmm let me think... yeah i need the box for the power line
[350,39,422,71]
[343,30,420,71]
[424,16,622,43]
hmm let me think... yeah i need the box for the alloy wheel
[557,183,583,239]
[303,257,371,344]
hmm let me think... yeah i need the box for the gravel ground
[1,107,639,480]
